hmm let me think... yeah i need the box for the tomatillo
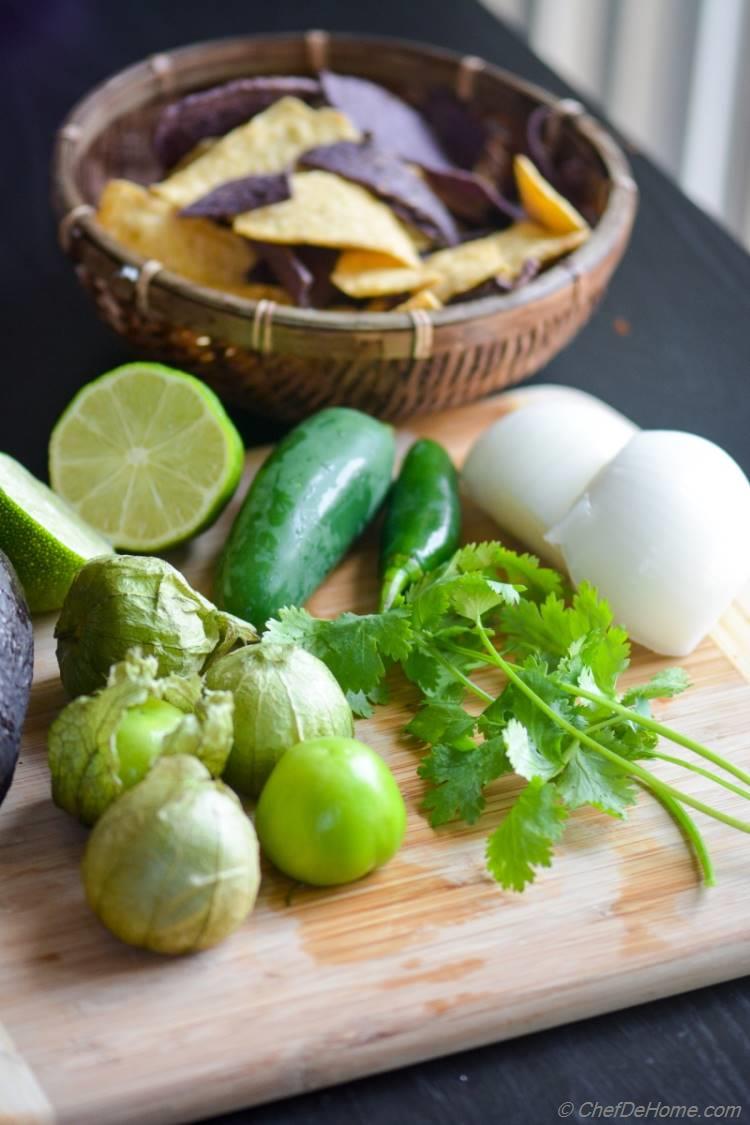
[255,736,406,886]
[114,697,184,789]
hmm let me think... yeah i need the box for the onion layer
[549,431,750,655]
[462,390,636,565]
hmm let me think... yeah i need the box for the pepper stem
[379,567,410,612]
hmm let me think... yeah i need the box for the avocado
[0,548,33,805]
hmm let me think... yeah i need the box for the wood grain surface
[2,391,750,1125]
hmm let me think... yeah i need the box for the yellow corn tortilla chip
[394,289,443,311]
[170,136,218,173]
[425,221,588,302]
[514,154,589,235]
[96,178,261,298]
[153,98,360,208]
[331,250,440,298]
[234,172,420,267]
[398,217,434,253]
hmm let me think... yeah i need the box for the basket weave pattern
[53,33,637,422]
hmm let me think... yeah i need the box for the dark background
[2,1,750,1122]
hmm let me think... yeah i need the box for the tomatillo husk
[82,756,260,954]
[55,555,257,698]
[206,644,354,795]
[48,649,234,825]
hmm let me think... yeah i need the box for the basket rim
[52,29,638,336]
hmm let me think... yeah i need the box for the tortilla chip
[153,98,360,209]
[180,172,291,220]
[398,221,433,253]
[234,172,420,266]
[96,179,260,298]
[331,249,440,298]
[394,289,443,311]
[514,154,589,235]
[154,76,322,168]
[421,89,489,170]
[299,139,459,246]
[171,137,218,172]
[251,242,336,308]
[320,70,451,171]
[295,246,338,307]
[423,167,522,225]
[425,221,587,302]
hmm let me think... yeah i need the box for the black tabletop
[3,1,750,1122]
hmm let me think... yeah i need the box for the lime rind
[49,363,245,552]
[0,452,113,612]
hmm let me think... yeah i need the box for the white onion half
[549,430,750,656]
[462,391,637,565]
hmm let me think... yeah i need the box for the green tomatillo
[55,554,258,699]
[205,644,353,796]
[82,755,260,954]
[255,736,407,886]
[48,649,234,825]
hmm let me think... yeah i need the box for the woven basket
[51,30,637,422]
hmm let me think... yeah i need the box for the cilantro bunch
[265,543,750,891]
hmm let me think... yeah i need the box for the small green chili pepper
[379,438,461,611]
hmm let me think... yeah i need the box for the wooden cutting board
[3,390,750,1125]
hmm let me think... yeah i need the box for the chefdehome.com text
[557,1102,742,1119]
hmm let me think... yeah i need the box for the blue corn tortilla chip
[154,76,322,169]
[526,105,559,186]
[423,167,523,226]
[525,107,598,224]
[421,88,488,169]
[180,172,291,220]
[448,257,540,303]
[298,139,459,246]
[251,242,336,308]
[298,246,338,308]
[319,70,452,171]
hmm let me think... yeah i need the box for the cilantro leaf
[501,582,615,653]
[449,575,520,620]
[264,606,412,701]
[406,700,477,746]
[503,717,565,782]
[402,641,465,700]
[554,745,637,817]
[452,542,564,602]
[346,681,390,718]
[485,778,568,891]
[558,634,630,696]
[419,737,510,825]
[622,668,690,705]
[409,570,518,633]
[499,661,575,760]
[592,723,658,761]
[501,582,630,691]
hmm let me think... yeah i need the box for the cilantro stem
[555,681,750,790]
[443,637,750,794]
[650,750,750,803]
[473,618,750,836]
[639,785,716,887]
[431,647,494,704]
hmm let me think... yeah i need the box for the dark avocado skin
[0,548,34,805]
[215,408,395,628]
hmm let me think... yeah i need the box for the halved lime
[0,453,113,612]
[49,363,245,552]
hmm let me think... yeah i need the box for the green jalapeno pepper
[379,438,461,611]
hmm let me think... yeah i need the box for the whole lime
[255,737,406,886]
